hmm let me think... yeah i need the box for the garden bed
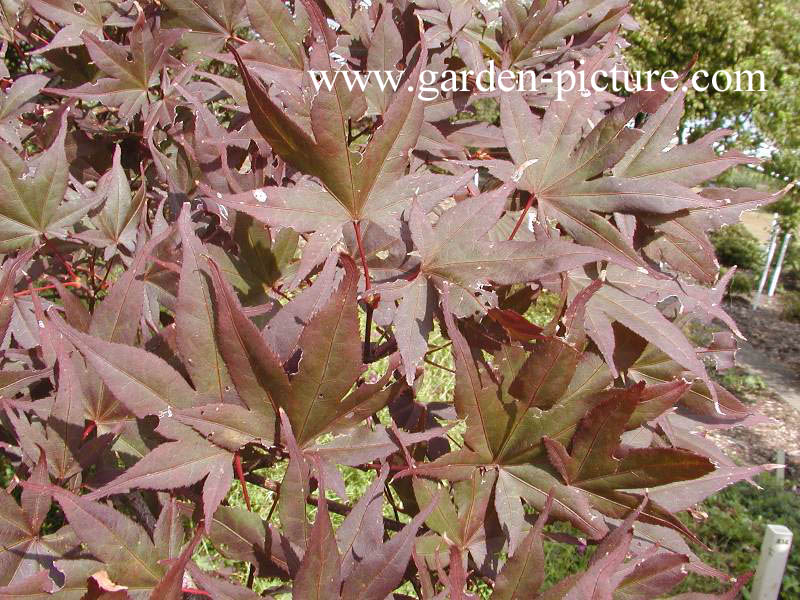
[709,296,800,475]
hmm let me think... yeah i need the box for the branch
[508,191,535,241]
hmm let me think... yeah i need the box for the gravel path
[737,343,800,413]
[727,297,800,376]
[708,297,800,476]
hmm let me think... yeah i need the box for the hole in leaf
[73,2,85,13]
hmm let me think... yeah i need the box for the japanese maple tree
[0,0,787,598]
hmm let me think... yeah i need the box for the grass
[710,224,764,273]
[717,366,768,397]
[674,474,800,598]
[721,267,756,296]
[532,473,800,598]
[543,522,595,586]
[783,291,800,323]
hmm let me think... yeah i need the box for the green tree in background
[628,0,799,211]
[628,0,798,145]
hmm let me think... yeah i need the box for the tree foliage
[0,0,788,597]
[629,0,800,212]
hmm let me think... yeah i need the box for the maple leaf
[627,334,759,423]
[74,145,146,253]
[402,289,610,539]
[29,0,135,52]
[234,253,400,447]
[649,465,779,515]
[211,5,436,278]
[244,0,308,72]
[229,211,299,291]
[188,563,265,599]
[497,61,751,275]
[191,499,298,577]
[537,500,650,599]
[69,225,176,444]
[490,494,552,599]
[0,456,64,589]
[162,0,248,55]
[22,473,204,600]
[0,74,48,148]
[0,0,23,44]
[364,6,403,114]
[175,205,234,402]
[0,248,35,341]
[53,10,183,122]
[339,492,441,599]
[644,186,791,285]
[48,310,259,527]
[213,169,475,286]
[282,254,365,444]
[612,87,788,284]
[497,0,631,71]
[206,250,288,411]
[229,1,428,217]
[407,286,713,542]
[0,366,51,399]
[564,267,716,388]
[39,342,87,480]
[543,383,713,536]
[0,113,99,251]
[372,186,617,382]
[414,469,503,581]
[336,464,390,577]
[292,467,341,599]
[47,252,399,530]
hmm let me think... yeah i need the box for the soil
[727,296,800,375]
[707,296,800,480]
[739,211,777,244]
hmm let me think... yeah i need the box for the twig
[29,31,50,48]
[508,192,535,241]
[264,482,280,522]
[246,563,255,590]
[181,589,211,598]
[271,285,291,301]
[233,453,252,511]
[446,432,463,449]
[353,220,374,362]
[423,356,455,374]
[42,235,78,281]
[14,281,81,297]
[88,248,98,311]
[81,421,96,441]
[426,341,452,355]
[384,481,402,523]
[368,336,397,363]
[364,303,374,363]
[99,254,118,290]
